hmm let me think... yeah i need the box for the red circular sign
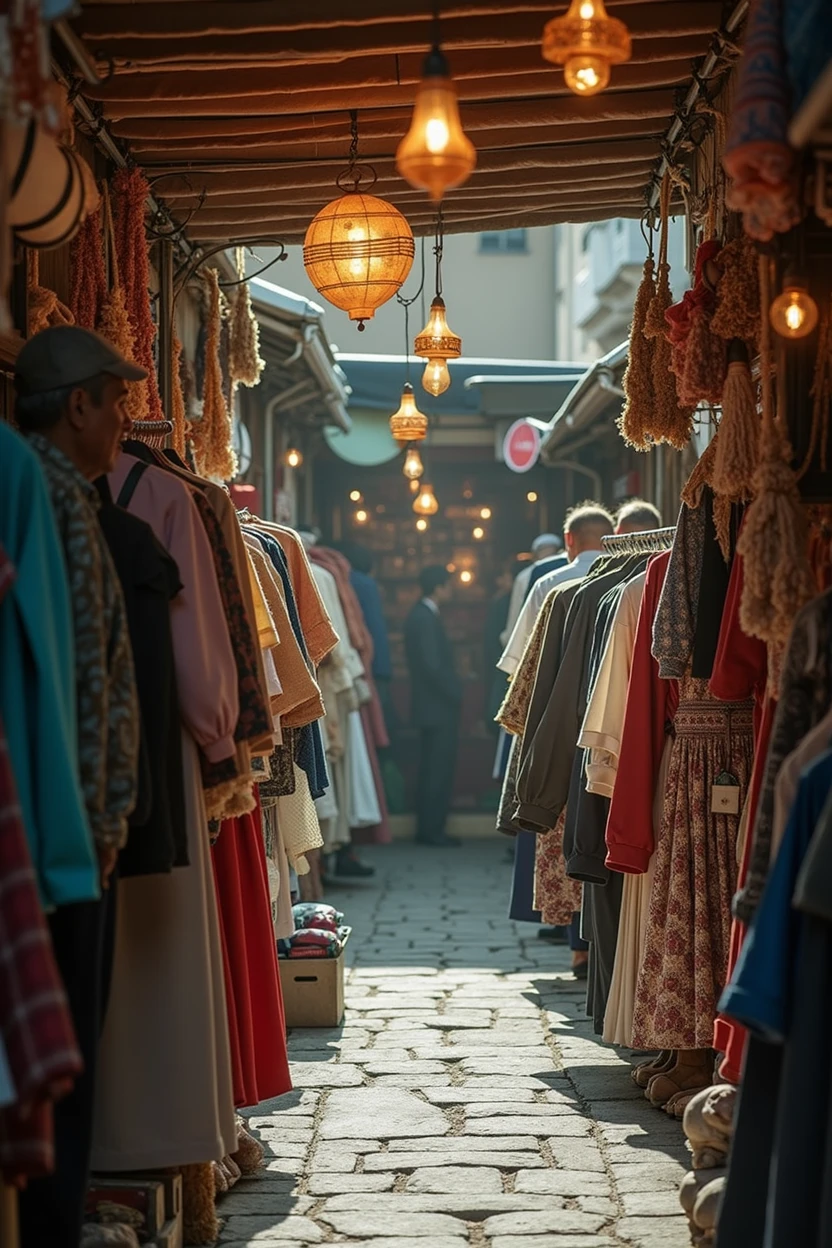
[503,419,541,474]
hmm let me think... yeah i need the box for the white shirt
[501,565,533,646]
[497,549,603,675]
[421,596,439,615]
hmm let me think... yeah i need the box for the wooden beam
[77,0,717,39]
[148,137,662,196]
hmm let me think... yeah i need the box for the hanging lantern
[413,482,440,516]
[284,446,303,468]
[304,113,414,330]
[769,274,819,339]
[396,44,476,203]
[304,192,415,330]
[542,0,631,97]
[389,382,429,443]
[415,295,461,397]
[403,445,425,480]
[410,478,421,494]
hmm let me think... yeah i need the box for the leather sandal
[632,1049,675,1088]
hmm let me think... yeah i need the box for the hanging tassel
[228,247,265,389]
[193,268,238,482]
[738,255,815,644]
[643,173,695,449]
[711,343,759,500]
[712,492,734,563]
[678,306,727,408]
[711,237,760,348]
[618,252,656,450]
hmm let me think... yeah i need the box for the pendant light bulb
[422,357,451,396]
[543,0,631,97]
[396,46,476,202]
[769,277,819,340]
[284,446,303,468]
[413,482,440,516]
[403,445,425,480]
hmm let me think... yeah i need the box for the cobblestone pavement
[223,839,692,1247]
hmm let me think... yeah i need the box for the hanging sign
[503,419,541,474]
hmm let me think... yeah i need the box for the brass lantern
[389,383,429,443]
[304,191,415,330]
[396,44,476,203]
[415,295,461,397]
[542,0,631,97]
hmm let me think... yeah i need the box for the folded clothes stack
[278,903,349,959]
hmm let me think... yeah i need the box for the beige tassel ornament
[711,236,760,348]
[27,250,74,336]
[228,247,265,389]
[618,251,656,450]
[192,268,238,482]
[643,174,695,449]
[737,256,815,644]
[711,342,759,500]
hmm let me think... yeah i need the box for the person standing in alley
[405,565,461,848]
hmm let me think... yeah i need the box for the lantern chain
[434,206,445,299]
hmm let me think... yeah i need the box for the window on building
[479,229,528,254]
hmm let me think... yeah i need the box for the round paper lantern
[303,191,415,330]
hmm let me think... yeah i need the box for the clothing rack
[128,419,173,448]
[601,526,676,555]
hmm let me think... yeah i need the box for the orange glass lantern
[769,276,819,339]
[389,382,429,443]
[304,191,415,330]
[396,46,476,203]
[415,295,461,397]
[542,0,631,97]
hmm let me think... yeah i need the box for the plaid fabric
[0,550,82,1177]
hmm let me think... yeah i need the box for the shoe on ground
[571,960,589,981]
[537,926,567,944]
[335,850,376,879]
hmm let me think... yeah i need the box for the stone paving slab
[220,842,690,1248]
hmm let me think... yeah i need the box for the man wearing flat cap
[14,326,144,1248]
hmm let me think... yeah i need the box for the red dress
[212,792,291,1108]
[606,553,678,874]
[709,548,772,1081]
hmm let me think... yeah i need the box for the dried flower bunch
[112,166,164,422]
[618,253,656,450]
[643,175,695,449]
[98,185,147,424]
[26,249,73,336]
[192,268,238,482]
[228,247,265,389]
[69,205,107,330]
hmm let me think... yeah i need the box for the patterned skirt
[534,809,583,926]
[631,684,755,1051]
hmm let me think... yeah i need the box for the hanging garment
[631,678,754,1051]
[0,431,97,907]
[0,714,82,1180]
[534,812,582,927]
[717,752,832,1248]
[347,711,383,828]
[92,729,236,1169]
[212,797,291,1109]
[94,459,238,1169]
[652,499,708,680]
[95,475,186,877]
[277,764,325,876]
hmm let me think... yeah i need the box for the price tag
[711,770,740,816]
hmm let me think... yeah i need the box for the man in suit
[404,565,461,847]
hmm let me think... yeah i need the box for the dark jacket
[404,600,461,727]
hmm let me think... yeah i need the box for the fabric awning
[68,0,742,243]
